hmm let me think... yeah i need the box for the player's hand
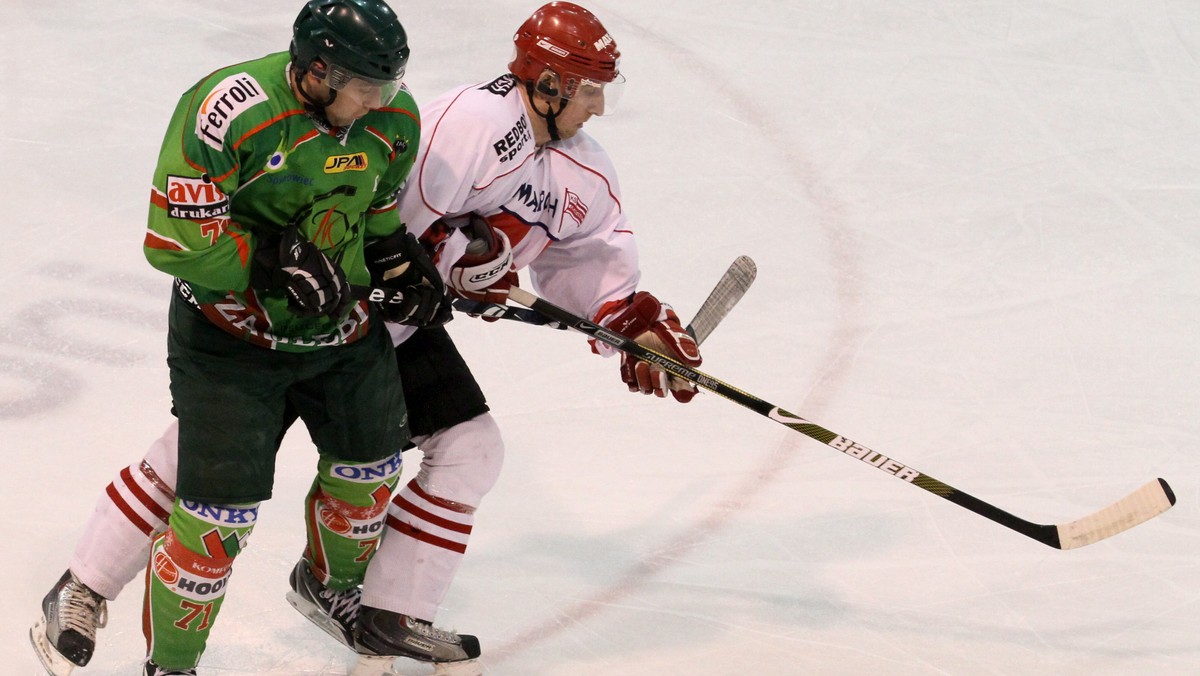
[253,228,351,319]
[365,229,452,327]
[447,214,517,322]
[601,291,703,403]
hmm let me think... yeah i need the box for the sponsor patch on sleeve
[166,174,229,220]
[195,73,269,151]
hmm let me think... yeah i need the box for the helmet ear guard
[534,71,560,98]
[308,59,328,78]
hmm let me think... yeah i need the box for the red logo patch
[564,189,588,225]
[320,508,351,534]
[153,552,179,584]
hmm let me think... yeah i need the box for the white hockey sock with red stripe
[361,478,475,620]
[69,421,178,600]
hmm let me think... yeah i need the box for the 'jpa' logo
[324,153,368,173]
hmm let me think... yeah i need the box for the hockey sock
[363,477,476,619]
[304,453,401,589]
[142,500,257,670]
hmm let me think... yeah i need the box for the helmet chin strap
[526,81,569,142]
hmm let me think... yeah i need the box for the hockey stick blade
[508,286,1177,550]
[1054,478,1175,550]
[686,255,756,344]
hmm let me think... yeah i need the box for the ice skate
[30,570,107,675]
[143,659,198,675]
[286,558,361,648]
[354,605,481,663]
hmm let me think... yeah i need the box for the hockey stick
[352,255,758,337]
[350,283,555,327]
[508,286,1177,550]
[686,255,756,343]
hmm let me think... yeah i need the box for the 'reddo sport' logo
[166,175,229,220]
[482,73,518,96]
[324,152,368,173]
[195,73,268,151]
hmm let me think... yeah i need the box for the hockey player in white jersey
[31,2,703,672]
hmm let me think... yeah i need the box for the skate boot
[143,660,198,675]
[30,569,108,675]
[285,558,361,648]
[354,605,481,663]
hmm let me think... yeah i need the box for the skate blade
[350,654,483,676]
[285,590,354,649]
[430,658,483,676]
[30,615,78,676]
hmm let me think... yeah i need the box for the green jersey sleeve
[145,69,268,291]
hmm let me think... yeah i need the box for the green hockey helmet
[291,0,409,104]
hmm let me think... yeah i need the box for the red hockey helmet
[509,2,623,102]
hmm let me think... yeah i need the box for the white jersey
[391,73,640,346]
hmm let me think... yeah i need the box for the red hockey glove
[447,214,517,322]
[599,291,703,403]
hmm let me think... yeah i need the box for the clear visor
[558,73,626,115]
[322,63,404,108]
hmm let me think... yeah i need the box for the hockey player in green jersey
[136,1,445,673]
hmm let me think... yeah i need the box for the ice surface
[3,1,1197,674]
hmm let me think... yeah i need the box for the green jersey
[144,52,420,352]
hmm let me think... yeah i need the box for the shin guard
[142,500,257,670]
[305,453,401,590]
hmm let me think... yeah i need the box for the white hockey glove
[447,214,517,321]
[598,291,703,403]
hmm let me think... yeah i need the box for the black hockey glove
[252,228,351,319]
[364,229,452,327]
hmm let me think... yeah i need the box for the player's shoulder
[182,52,289,108]
[424,74,534,167]
[550,130,617,178]
[371,83,421,130]
[179,52,294,151]
[425,74,525,135]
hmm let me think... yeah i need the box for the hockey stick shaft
[353,254,758,337]
[349,282,550,324]
[508,287,1176,550]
